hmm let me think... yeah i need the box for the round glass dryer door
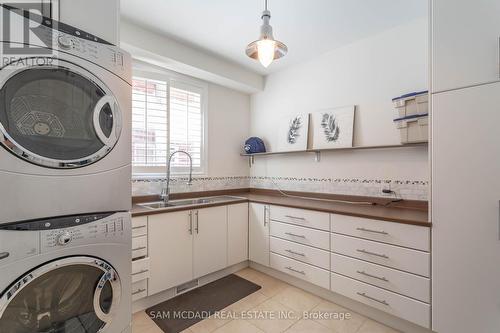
[0,257,121,333]
[0,60,121,168]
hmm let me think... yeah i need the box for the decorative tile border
[249,177,428,201]
[132,176,250,196]
[132,176,428,200]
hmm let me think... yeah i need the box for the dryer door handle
[93,267,122,324]
[92,95,121,148]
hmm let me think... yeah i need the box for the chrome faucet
[160,150,193,204]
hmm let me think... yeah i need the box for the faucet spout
[161,150,193,204]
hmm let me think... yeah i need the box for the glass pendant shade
[246,5,287,67]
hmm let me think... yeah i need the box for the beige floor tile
[246,298,301,333]
[189,312,232,333]
[140,325,165,333]
[272,285,322,312]
[236,268,289,298]
[235,267,256,280]
[356,319,400,333]
[213,320,264,333]
[226,291,270,314]
[132,311,156,332]
[286,319,336,333]
[311,301,367,333]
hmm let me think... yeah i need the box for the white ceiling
[120,0,427,75]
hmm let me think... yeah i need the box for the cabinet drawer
[132,279,148,302]
[132,235,147,259]
[132,216,148,238]
[270,206,330,231]
[331,253,430,303]
[331,214,430,251]
[132,257,151,283]
[271,253,330,289]
[270,221,329,250]
[331,272,430,328]
[331,234,430,277]
[271,236,330,270]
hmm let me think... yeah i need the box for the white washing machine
[0,6,132,224]
[0,211,132,333]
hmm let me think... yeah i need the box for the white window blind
[132,74,206,175]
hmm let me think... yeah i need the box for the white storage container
[392,91,429,118]
[394,114,429,144]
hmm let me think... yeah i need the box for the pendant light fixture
[246,0,288,68]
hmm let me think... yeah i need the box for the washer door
[0,59,122,168]
[0,257,122,333]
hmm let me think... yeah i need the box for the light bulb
[257,39,276,67]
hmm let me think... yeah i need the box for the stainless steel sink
[138,196,244,210]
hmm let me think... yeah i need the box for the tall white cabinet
[432,0,500,92]
[432,1,500,331]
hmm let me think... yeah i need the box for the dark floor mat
[145,274,261,333]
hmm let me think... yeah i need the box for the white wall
[207,83,250,177]
[120,20,264,94]
[250,18,429,185]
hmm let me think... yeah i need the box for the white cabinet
[148,210,193,296]
[227,203,249,266]
[432,82,500,332]
[193,206,228,278]
[432,0,500,92]
[249,203,270,266]
[148,206,228,296]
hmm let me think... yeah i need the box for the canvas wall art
[310,106,355,149]
[276,113,309,152]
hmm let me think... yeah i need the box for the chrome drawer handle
[132,288,146,295]
[0,252,9,260]
[356,270,389,282]
[132,225,146,230]
[285,249,306,257]
[356,249,389,259]
[132,246,147,251]
[132,269,149,276]
[285,215,306,221]
[356,227,388,235]
[357,292,389,306]
[285,266,306,275]
[285,232,306,238]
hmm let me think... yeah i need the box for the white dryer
[0,6,132,224]
[0,212,132,333]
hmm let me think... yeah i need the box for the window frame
[131,64,209,179]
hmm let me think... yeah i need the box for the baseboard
[132,261,249,313]
[249,262,434,333]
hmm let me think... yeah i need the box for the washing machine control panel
[0,212,131,260]
[39,213,129,253]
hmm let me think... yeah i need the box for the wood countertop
[131,189,430,227]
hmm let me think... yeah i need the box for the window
[131,69,207,176]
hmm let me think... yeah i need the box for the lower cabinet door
[227,203,249,266]
[148,211,193,295]
[193,206,228,278]
[249,203,270,266]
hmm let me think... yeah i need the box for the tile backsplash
[132,176,428,200]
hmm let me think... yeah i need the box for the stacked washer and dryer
[0,6,132,333]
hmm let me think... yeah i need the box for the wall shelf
[241,142,428,166]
